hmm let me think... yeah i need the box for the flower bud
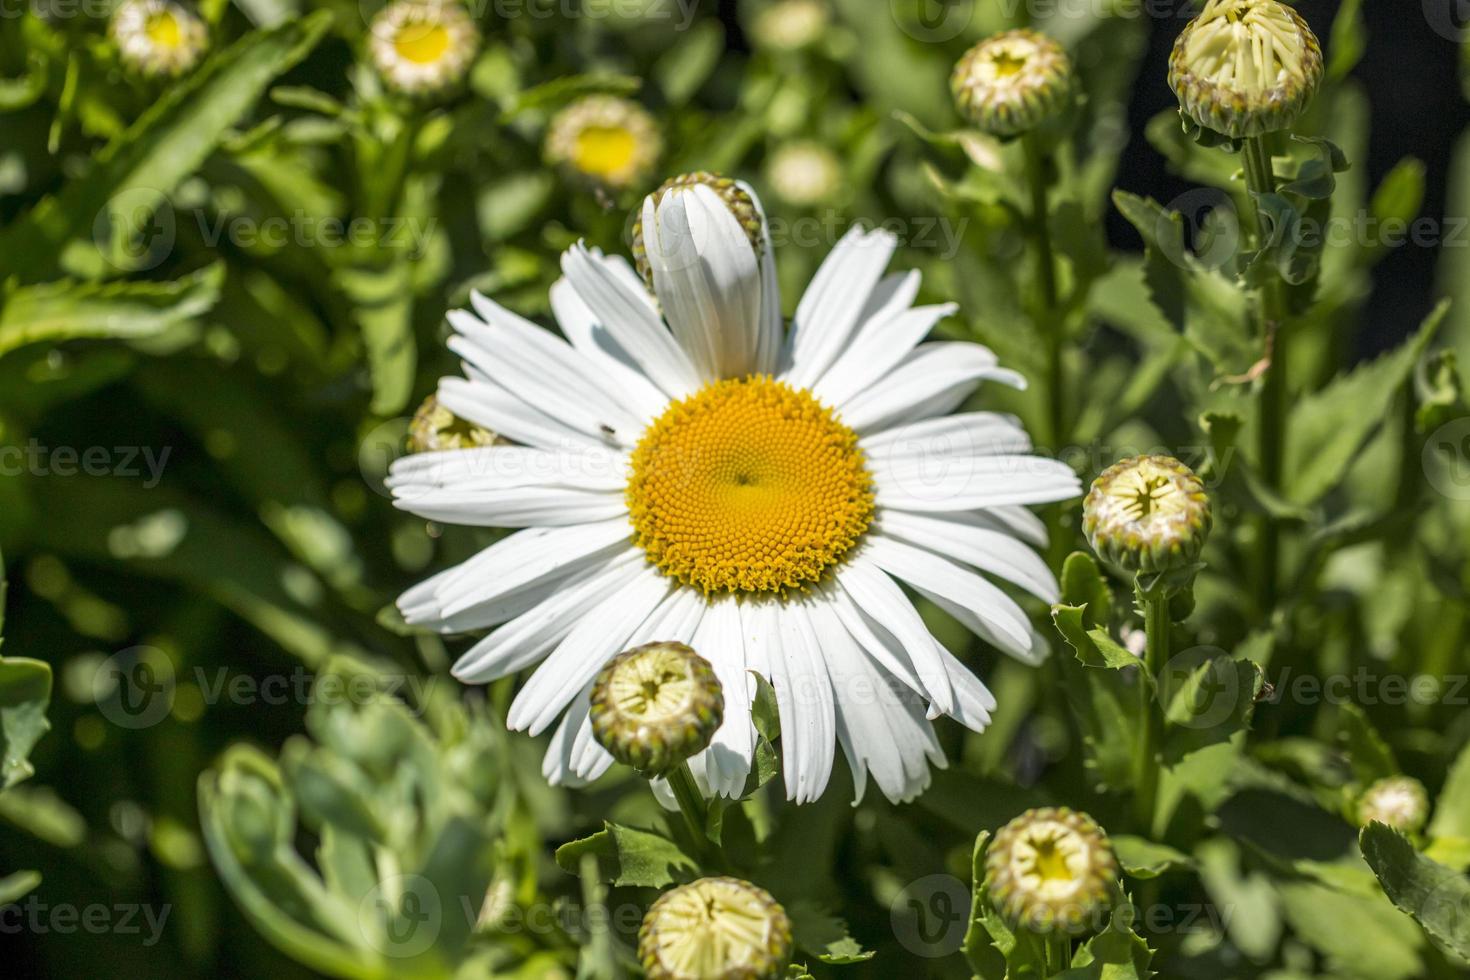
[590,641,723,777]
[951,30,1073,138]
[631,172,765,288]
[1083,455,1212,576]
[110,0,208,78]
[1357,776,1430,834]
[368,0,480,98]
[748,0,829,52]
[639,876,793,980]
[985,807,1118,936]
[407,394,501,453]
[765,142,841,207]
[1168,0,1323,139]
[545,96,662,191]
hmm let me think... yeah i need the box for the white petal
[783,227,898,389]
[874,510,1059,602]
[745,182,784,375]
[871,453,1081,512]
[691,596,754,798]
[643,185,764,381]
[449,550,644,682]
[820,582,927,699]
[392,483,625,528]
[815,597,945,804]
[936,646,998,733]
[388,446,628,495]
[507,566,672,735]
[543,688,607,786]
[863,535,1043,664]
[438,374,603,452]
[833,557,955,715]
[840,342,1025,434]
[550,276,669,424]
[561,244,701,399]
[769,599,836,803]
[815,301,956,410]
[860,412,1032,460]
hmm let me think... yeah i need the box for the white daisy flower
[110,0,208,78]
[391,174,1081,804]
[367,0,480,97]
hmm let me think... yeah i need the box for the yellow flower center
[626,376,873,596]
[144,11,182,48]
[393,22,451,65]
[573,125,638,180]
[989,49,1027,78]
[1011,825,1090,901]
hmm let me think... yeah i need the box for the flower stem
[1242,134,1285,615]
[1022,131,1069,568]
[1133,586,1170,834]
[1047,934,1071,975]
[666,762,714,864]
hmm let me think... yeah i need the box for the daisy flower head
[951,29,1073,138]
[639,876,793,980]
[110,0,208,78]
[391,174,1081,805]
[545,96,663,192]
[1357,776,1429,833]
[367,0,480,97]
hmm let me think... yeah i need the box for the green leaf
[1059,552,1114,625]
[1277,877,1424,980]
[1111,836,1195,879]
[1162,656,1262,763]
[1056,901,1153,979]
[502,73,641,119]
[1361,822,1470,962]
[335,260,416,416]
[1430,740,1470,841]
[654,20,723,107]
[1283,300,1449,504]
[1053,605,1140,672]
[1327,0,1367,81]
[0,870,41,905]
[1336,702,1398,786]
[0,264,223,360]
[786,901,875,965]
[0,656,52,792]
[0,14,332,281]
[553,822,697,888]
[962,831,1012,980]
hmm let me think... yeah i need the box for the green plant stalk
[1133,586,1170,834]
[1047,933,1072,975]
[666,761,714,865]
[1242,134,1286,614]
[1022,131,1069,569]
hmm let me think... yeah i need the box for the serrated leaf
[1053,605,1140,672]
[1361,822,1470,963]
[0,264,223,360]
[0,656,53,792]
[1112,836,1195,879]
[1162,656,1262,763]
[1059,552,1113,625]
[1283,300,1449,503]
[1336,702,1398,786]
[553,822,697,888]
[786,901,875,965]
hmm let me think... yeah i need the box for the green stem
[1022,132,1069,569]
[1242,135,1286,617]
[1133,587,1170,834]
[666,762,715,865]
[1047,934,1072,975]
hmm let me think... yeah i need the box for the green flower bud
[545,95,663,191]
[985,807,1118,936]
[110,0,208,78]
[765,142,841,207]
[639,876,793,980]
[1358,776,1430,834]
[1083,455,1212,576]
[407,394,501,453]
[590,641,723,777]
[1168,0,1324,139]
[631,172,765,287]
[950,30,1074,138]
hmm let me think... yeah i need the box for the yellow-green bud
[590,641,723,777]
[368,0,480,98]
[1168,0,1324,139]
[1083,455,1212,576]
[545,95,663,191]
[407,394,501,453]
[631,172,765,287]
[1358,776,1430,834]
[110,0,208,78]
[985,807,1118,936]
[951,30,1074,138]
[639,876,793,980]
